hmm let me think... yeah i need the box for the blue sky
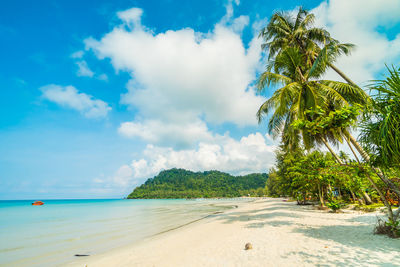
[1,0,400,199]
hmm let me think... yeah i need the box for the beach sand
[65,198,400,267]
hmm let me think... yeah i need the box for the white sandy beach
[65,198,400,267]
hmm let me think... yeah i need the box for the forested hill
[127,168,268,199]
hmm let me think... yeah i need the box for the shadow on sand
[216,200,303,226]
[216,200,400,266]
[284,223,400,267]
[292,222,400,253]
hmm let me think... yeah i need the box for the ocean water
[0,199,239,267]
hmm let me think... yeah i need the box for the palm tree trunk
[318,183,325,207]
[321,137,343,164]
[357,195,365,205]
[350,190,356,202]
[328,63,358,87]
[366,171,394,220]
[347,134,370,161]
[343,135,374,205]
[344,131,400,223]
[362,191,373,205]
[345,131,400,197]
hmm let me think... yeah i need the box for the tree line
[127,168,268,199]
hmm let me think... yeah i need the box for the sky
[1,0,400,199]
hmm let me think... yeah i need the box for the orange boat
[32,201,44,206]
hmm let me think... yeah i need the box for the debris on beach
[245,243,253,250]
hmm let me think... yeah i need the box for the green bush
[327,198,343,212]
[375,218,400,238]
[386,219,400,238]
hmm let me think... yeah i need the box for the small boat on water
[32,201,44,206]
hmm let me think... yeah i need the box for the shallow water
[0,199,240,267]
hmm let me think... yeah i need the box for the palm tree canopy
[259,7,355,79]
[259,7,329,59]
[257,47,368,149]
[256,7,369,151]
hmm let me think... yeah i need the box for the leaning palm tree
[258,51,376,207]
[259,7,357,86]
[256,47,367,160]
[259,7,400,199]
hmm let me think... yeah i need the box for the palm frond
[320,80,368,104]
[306,27,330,44]
[299,12,315,30]
[294,6,307,29]
[257,72,292,92]
[360,65,400,166]
[316,82,348,106]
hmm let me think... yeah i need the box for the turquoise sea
[0,199,240,267]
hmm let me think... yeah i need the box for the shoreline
[146,201,242,238]
[62,199,247,267]
[64,198,400,267]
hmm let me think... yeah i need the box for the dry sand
[65,198,400,267]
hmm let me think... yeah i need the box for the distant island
[127,168,268,199]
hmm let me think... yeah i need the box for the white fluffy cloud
[85,6,265,147]
[114,133,276,183]
[82,4,275,190]
[312,0,400,84]
[40,84,111,118]
[118,119,214,149]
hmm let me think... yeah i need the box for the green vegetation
[360,65,400,168]
[354,203,385,213]
[265,147,384,206]
[127,168,268,199]
[258,7,400,237]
